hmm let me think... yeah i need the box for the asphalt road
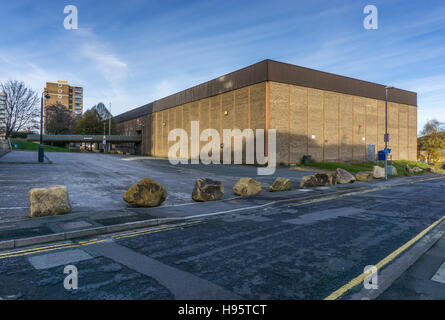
[1,175,444,299]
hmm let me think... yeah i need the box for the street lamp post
[38,91,50,163]
[108,102,111,153]
[384,86,394,180]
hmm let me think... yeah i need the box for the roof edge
[115,59,417,123]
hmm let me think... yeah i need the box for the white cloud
[397,75,445,94]
[154,80,176,100]
[71,28,128,84]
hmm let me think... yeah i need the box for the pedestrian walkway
[378,233,445,299]
[0,150,51,164]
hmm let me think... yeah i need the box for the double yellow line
[112,221,201,240]
[0,242,78,259]
[0,221,201,260]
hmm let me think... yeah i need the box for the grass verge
[11,140,70,152]
[302,160,443,177]
[301,162,374,174]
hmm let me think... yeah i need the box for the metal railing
[27,134,142,143]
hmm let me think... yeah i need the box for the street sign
[103,140,106,145]
[384,133,390,142]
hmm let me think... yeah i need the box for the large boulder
[413,166,423,173]
[372,166,385,179]
[405,164,414,174]
[269,178,292,192]
[29,186,72,218]
[426,167,437,174]
[233,178,262,196]
[192,178,224,202]
[355,171,373,182]
[314,173,333,186]
[123,178,167,207]
[300,175,318,188]
[300,173,333,188]
[333,168,356,184]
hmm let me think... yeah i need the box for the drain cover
[59,220,93,230]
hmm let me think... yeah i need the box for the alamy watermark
[168,121,277,175]
[63,265,78,290]
[363,5,378,30]
[363,265,378,290]
[64,5,78,30]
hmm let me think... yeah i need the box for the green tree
[74,104,117,135]
[418,119,445,164]
[74,109,103,134]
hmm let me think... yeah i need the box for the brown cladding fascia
[115,59,417,123]
[115,103,153,123]
[114,60,268,123]
[266,60,417,106]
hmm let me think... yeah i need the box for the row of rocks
[28,164,438,217]
[25,167,380,217]
[406,164,420,173]
[299,165,396,189]
[406,164,439,174]
[28,176,294,218]
[190,177,294,201]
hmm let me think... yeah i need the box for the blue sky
[0,0,444,133]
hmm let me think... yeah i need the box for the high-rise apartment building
[44,80,83,116]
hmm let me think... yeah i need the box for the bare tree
[0,80,39,137]
[421,119,444,136]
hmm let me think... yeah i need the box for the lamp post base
[38,144,44,163]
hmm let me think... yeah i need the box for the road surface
[1,174,444,299]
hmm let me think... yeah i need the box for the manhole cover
[59,220,93,230]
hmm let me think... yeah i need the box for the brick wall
[118,80,417,163]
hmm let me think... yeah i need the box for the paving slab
[377,232,445,299]
[89,241,242,300]
[431,262,445,284]
[0,150,51,164]
[27,248,93,270]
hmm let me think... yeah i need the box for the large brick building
[115,59,417,163]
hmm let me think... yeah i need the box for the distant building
[44,80,83,115]
[44,80,83,133]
